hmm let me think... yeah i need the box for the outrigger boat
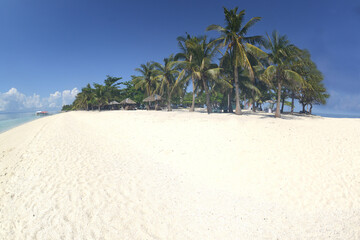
[36,111,49,116]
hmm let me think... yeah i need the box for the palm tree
[207,7,265,115]
[132,62,157,110]
[73,92,87,110]
[176,34,201,112]
[261,31,304,118]
[81,84,94,110]
[153,55,185,111]
[93,83,109,111]
[93,76,121,111]
[188,36,223,114]
[72,84,94,110]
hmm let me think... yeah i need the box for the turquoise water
[0,111,358,134]
[316,113,360,118]
[0,112,50,134]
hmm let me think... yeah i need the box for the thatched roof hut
[143,94,162,102]
[120,98,136,105]
[109,101,120,105]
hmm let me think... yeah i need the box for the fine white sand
[1,110,360,239]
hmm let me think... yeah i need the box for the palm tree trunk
[291,92,295,114]
[234,64,241,115]
[167,93,172,111]
[190,79,195,112]
[309,103,313,114]
[98,104,101,111]
[145,87,150,110]
[275,81,281,118]
[281,96,285,113]
[202,78,211,114]
[228,90,233,113]
[252,90,256,112]
[302,103,306,113]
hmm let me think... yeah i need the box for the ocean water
[0,111,359,134]
[316,113,360,119]
[0,112,51,134]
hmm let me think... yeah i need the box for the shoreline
[1,109,359,135]
[0,112,55,134]
[1,111,360,239]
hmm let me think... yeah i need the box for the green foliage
[61,104,73,111]
[132,62,157,97]
[207,7,265,114]
[120,81,145,105]
[65,6,328,115]
[294,50,329,108]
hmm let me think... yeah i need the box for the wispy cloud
[316,89,360,114]
[0,88,78,112]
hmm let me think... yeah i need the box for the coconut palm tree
[93,83,109,111]
[72,84,94,110]
[176,34,201,112]
[132,62,157,110]
[81,84,94,110]
[261,31,304,118]
[73,92,87,110]
[207,7,265,115]
[187,36,224,114]
[92,76,122,111]
[153,54,185,111]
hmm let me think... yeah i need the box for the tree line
[63,7,329,117]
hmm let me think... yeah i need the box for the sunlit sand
[1,111,359,239]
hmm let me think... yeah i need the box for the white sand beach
[1,111,360,239]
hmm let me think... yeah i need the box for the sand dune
[1,111,360,239]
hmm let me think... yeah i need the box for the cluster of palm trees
[65,76,125,111]
[66,7,329,117]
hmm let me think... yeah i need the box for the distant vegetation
[63,7,329,117]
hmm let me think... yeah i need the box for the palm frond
[284,70,304,87]
[260,65,276,86]
[206,24,227,33]
[240,17,261,35]
[246,43,267,59]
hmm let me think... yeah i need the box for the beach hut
[108,100,121,110]
[143,94,162,110]
[120,98,136,110]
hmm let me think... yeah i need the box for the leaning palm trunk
[234,64,242,115]
[202,78,212,114]
[275,81,282,118]
[190,79,195,112]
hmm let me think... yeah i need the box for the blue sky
[0,0,359,114]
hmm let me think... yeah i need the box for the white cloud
[47,91,62,108]
[0,87,78,112]
[62,88,79,106]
